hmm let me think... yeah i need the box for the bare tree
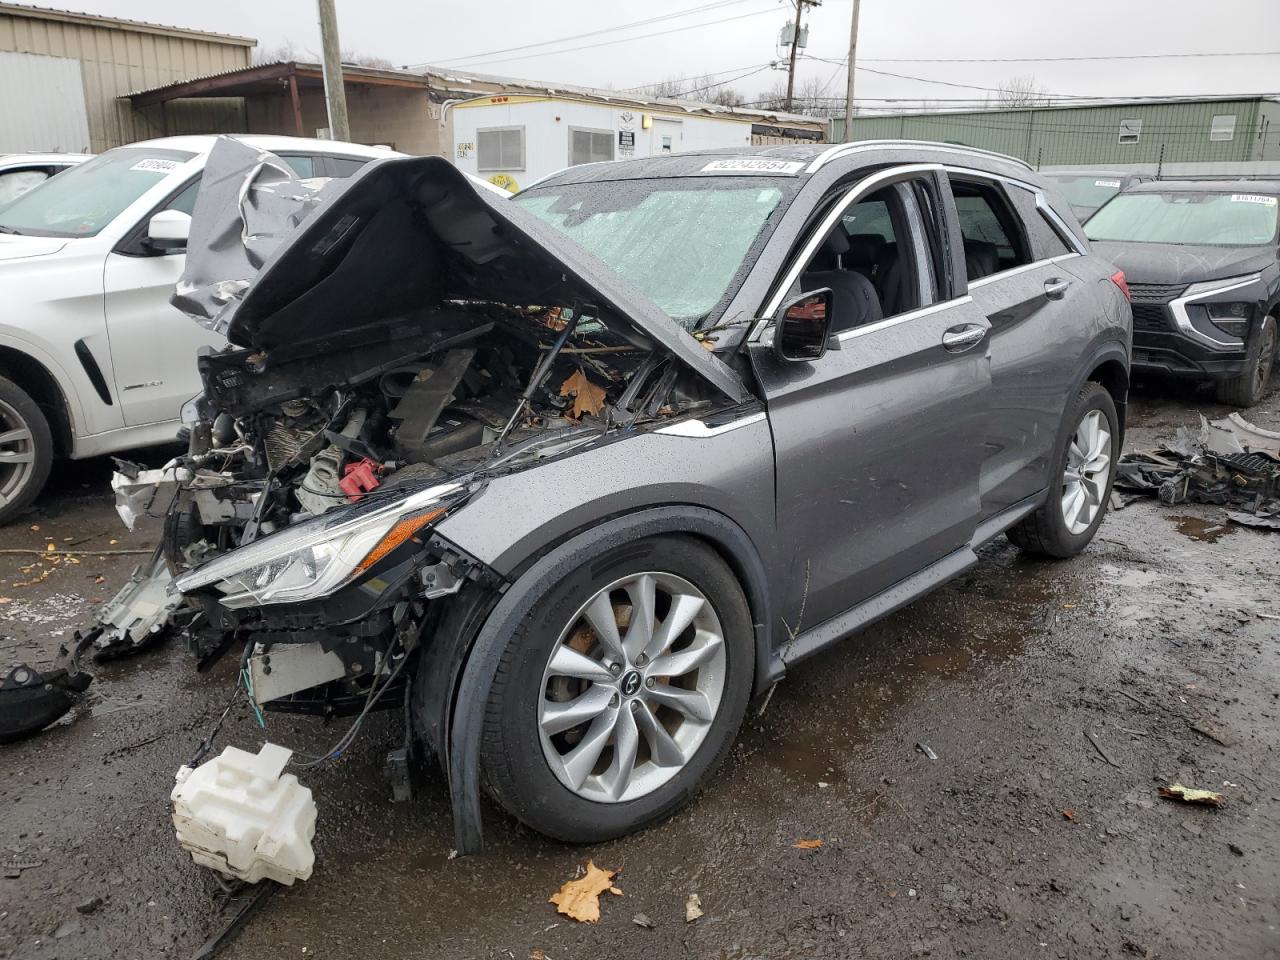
[252,40,302,65]
[994,75,1050,109]
[636,74,746,106]
[754,76,842,117]
[341,48,396,69]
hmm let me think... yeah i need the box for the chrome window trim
[752,162,944,341]
[655,412,767,438]
[834,295,975,343]
[1169,275,1262,350]
[807,140,1032,175]
[943,164,1088,256]
[967,253,1082,289]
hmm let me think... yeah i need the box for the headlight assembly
[174,482,462,608]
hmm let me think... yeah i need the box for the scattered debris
[0,641,93,743]
[1084,728,1121,768]
[76,547,183,661]
[558,368,608,420]
[685,893,704,923]
[1158,784,1226,808]
[632,913,656,929]
[1190,720,1235,747]
[1062,809,1078,822]
[190,882,277,960]
[915,742,938,761]
[3,859,42,879]
[792,839,824,849]
[548,861,621,924]
[172,743,317,885]
[75,896,103,915]
[1229,842,1245,857]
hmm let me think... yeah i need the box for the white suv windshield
[0,147,195,238]
[1086,191,1279,246]
[516,178,788,326]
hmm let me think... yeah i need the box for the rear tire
[0,376,53,526]
[1214,314,1276,408]
[479,535,753,843]
[1008,381,1118,559]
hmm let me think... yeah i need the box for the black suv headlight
[1203,301,1252,338]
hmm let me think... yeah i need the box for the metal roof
[124,61,429,105]
[0,2,255,45]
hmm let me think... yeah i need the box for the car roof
[121,135,401,159]
[525,139,1033,190]
[1125,179,1280,195]
[1044,169,1136,178]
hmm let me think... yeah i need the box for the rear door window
[947,177,1033,281]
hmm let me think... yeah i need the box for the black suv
[1087,180,1280,406]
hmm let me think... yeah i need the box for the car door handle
[1044,277,1071,301]
[941,324,987,352]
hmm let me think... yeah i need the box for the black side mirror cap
[773,288,835,362]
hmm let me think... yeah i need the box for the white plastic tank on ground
[171,742,316,885]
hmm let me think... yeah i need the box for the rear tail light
[1110,270,1131,301]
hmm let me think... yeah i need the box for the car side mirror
[146,209,191,251]
[773,288,835,362]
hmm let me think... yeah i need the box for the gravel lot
[2,379,1278,960]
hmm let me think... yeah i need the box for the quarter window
[477,127,525,172]
[569,128,614,166]
[947,178,1033,281]
[1005,183,1075,260]
[1210,114,1236,142]
[1118,119,1142,145]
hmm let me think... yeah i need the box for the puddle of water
[1168,515,1235,544]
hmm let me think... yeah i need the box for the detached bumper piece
[0,655,92,743]
[77,547,184,661]
[172,743,316,886]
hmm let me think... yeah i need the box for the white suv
[0,135,398,523]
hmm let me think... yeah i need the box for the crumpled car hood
[1090,240,1277,286]
[173,137,749,403]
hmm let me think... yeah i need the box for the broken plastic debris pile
[171,743,316,885]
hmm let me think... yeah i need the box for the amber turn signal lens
[356,507,446,573]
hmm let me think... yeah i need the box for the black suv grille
[1131,303,1170,332]
[1128,282,1187,304]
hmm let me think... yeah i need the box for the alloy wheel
[1061,408,1112,536]
[538,571,727,804]
[0,398,36,510]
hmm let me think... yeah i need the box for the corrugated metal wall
[0,9,251,152]
[832,99,1275,168]
[0,49,90,151]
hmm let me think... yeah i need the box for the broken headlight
[174,483,462,608]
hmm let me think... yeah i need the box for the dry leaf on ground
[792,839,824,849]
[685,893,703,922]
[1158,784,1225,808]
[548,860,621,923]
[559,369,607,420]
[1062,809,1078,822]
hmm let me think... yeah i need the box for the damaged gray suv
[138,139,1131,853]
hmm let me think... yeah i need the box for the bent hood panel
[1090,240,1277,285]
[173,139,749,403]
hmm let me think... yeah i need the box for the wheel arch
[0,346,72,458]
[432,503,776,856]
[1079,342,1129,449]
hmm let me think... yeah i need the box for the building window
[1118,119,1142,145]
[1210,114,1236,142]
[569,127,614,166]
[477,127,525,172]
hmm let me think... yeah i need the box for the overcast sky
[59,0,1276,109]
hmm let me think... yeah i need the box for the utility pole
[842,0,861,141]
[317,0,350,142]
[783,0,818,112]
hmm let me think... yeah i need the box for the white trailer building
[448,87,824,192]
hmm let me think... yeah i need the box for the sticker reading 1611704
[1230,193,1277,206]
[700,158,805,175]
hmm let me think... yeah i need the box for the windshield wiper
[0,226,23,235]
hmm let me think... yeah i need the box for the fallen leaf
[108,539,118,545]
[548,860,619,923]
[559,369,607,420]
[29,524,39,531]
[45,543,54,552]
[1062,809,1078,822]
[685,893,703,923]
[0,598,10,605]
[530,951,546,960]
[1158,784,1225,808]
[792,839,824,849]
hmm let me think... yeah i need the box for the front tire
[1008,381,1118,559]
[1214,313,1276,408]
[479,535,753,843]
[0,376,53,526]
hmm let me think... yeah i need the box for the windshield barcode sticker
[1230,194,1277,205]
[1095,180,1121,188]
[700,159,804,175]
[130,159,181,174]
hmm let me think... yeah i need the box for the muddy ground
[2,380,1278,960]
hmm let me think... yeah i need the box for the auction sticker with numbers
[130,158,182,174]
[700,158,805,175]
[1230,194,1277,205]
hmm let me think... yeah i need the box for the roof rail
[807,139,1034,174]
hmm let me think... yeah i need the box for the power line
[619,61,770,94]
[858,50,1280,64]
[414,0,772,68]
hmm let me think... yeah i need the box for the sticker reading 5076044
[700,158,804,175]
[1230,194,1278,206]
